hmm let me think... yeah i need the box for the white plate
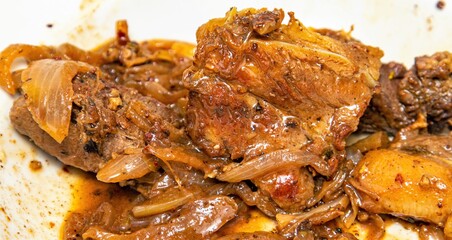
[0,0,451,239]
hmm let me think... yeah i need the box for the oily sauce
[61,169,138,239]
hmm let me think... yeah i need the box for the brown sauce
[28,160,42,171]
[62,172,433,239]
[69,172,120,212]
[61,170,139,239]
[217,208,277,235]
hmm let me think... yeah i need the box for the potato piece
[351,149,452,228]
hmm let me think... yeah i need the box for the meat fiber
[183,8,382,211]
[359,52,452,135]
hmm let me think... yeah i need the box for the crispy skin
[183,8,382,211]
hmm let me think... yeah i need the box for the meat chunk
[10,71,181,172]
[7,22,197,175]
[184,8,382,161]
[359,52,452,135]
[254,166,314,212]
[183,8,382,211]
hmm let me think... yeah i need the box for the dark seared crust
[359,52,452,134]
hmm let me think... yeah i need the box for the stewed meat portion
[6,21,196,174]
[10,71,181,172]
[183,8,382,211]
[359,52,452,135]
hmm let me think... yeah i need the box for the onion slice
[341,183,361,228]
[216,149,331,182]
[306,164,348,208]
[96,151,158,183]
[83,196,238,240]
[132,188,195,217]
[0,43,105,95]
[0,44,56,94]
[144,144,217,177]
[276,195,349,235]
[21,59,95,143]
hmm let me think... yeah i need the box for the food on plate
[183,7,382,213]
[5,21,200,176]
[0,7,451,239]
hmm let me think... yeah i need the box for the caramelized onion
[0,44,56,94]
[0,43,103,95]
[124,100,155,132]
[132,188,195,217]
[419,224,448,240]
[57,43,104,65]
[21,59,95,143]
[347,131,389,154]
[216,149,331,182]
[144,39,195,59]
[341,183,361,228]
[83,196,238,240]
[208,182,278,217]
[144,144,216,177]
[360,213,385,239]
[97,151,157,183]
[216,232,286,240]
[142,81,188,104]
[277,195,349,236]
[306,166,348,208]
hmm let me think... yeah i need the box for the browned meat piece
[359,52,452,135]
[11,96,104,172]
[10,71,180,172]
[183,8,382,211]
[253,166,314,212]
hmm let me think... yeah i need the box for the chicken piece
[183,8,382,210]
[359,52,452,135]
[351,149,452,236]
